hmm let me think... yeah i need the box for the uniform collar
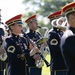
[69,26,75,34]
[12,33,19,38]
[30,29,35,34]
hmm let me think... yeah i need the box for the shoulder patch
[7,46,15,53]
[50,39,58,45]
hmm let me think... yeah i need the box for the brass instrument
[35,37,49,68]
[38,26,50,56]
[22,30,50,68]
[0,23,7,61]
[0,9,7,61]
[0,36,7,61]
[35,26,50,68]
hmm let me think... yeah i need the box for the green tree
[22,0,74,36]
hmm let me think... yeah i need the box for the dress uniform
[25,15,42,75]
[4,14,37,75]
[47,10,68,75]
[0,27,6,75]
[60,2,75,75]
[0,9,6,75]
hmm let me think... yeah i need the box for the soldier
[0,9,6,75]
[25,14,42,75]
[0,14,39,75]
[60,2,75,75]
[0,23,6,75]
[47,10,68,75]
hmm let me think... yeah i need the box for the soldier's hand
[30,46,39,56]
[33,54,41,60]
[43,42,48,47]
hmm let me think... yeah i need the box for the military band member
[0,25,6,75]
[0,14,39,75]
[25,14,42,75]
[0,9,6,75]
[60,2,75,75]
[47,10,68,75]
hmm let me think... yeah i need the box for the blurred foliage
[22,0,74,36]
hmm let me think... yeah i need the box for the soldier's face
[11,24,22,34]
[28,21,38,30]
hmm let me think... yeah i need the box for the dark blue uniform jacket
[47,27,67,71]
[27,29,41,67]
[61,27,75,75]
[4,33,30,75]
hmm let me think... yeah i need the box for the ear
[69,14,75,21]
[28,23,32,28]
[10,26,14,30]
[27,24,29,26]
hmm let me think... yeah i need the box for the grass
[42,54,51,75]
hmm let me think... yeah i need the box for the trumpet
[22,30,50,68]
